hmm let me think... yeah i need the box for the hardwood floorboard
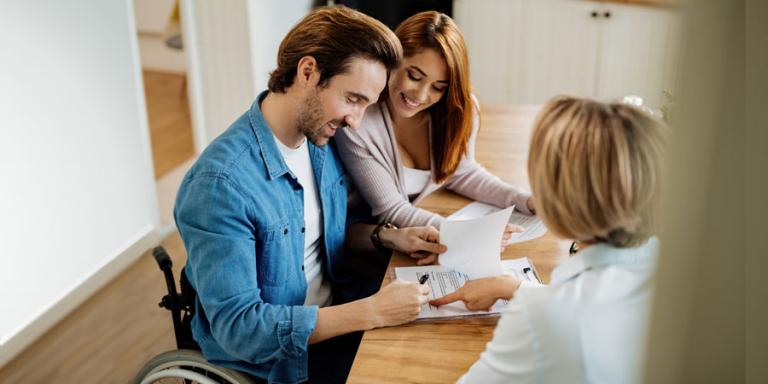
[142,70,195,179]
[0,233,188,384]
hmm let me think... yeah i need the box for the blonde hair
[528,96,666,248]
[394,11,473,183]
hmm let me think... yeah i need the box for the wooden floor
[0,71,195,383]
[0,233,189,384]
[143,70,195,179]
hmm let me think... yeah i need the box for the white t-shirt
[274,135,332,307]
[403,166,431,197]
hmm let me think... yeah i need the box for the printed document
[448,201,547,244]
[439,207,512,278]
[395,259,541,319]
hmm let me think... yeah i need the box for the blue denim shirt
[174,92,348,383]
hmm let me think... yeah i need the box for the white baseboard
[0,227,165,368]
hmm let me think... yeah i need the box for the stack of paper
[393,206,545,320]
[395,259,540,319]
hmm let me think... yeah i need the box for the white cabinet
[455,0,680,109]
[594,3,680,108]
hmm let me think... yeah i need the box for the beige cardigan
[335,100,532,228]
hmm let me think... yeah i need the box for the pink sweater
[335,100,531,228]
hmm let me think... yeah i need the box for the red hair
[394,11,473,183]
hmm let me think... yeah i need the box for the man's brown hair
[268,6,402,93]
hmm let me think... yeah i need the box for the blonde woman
[335,12,533,254]
[431,96,666,383]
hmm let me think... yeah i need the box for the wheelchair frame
[132,246,259,384]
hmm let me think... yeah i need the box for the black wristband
[371,222,395,252]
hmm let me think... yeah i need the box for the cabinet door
[596,3,680,109]
[454,0,524,104]
[516,0,601,104]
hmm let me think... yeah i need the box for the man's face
[297,57,387,146]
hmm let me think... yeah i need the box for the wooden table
[347,105,572,383]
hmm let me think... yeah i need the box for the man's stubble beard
[296,89,327,146]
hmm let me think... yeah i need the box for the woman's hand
[379,226,447,265]
[501,223,525,251]
[526,196,536,214]
[429,275,522,311]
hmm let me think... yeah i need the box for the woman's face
[387,48,449,120]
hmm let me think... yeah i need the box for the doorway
[133,0,196,228]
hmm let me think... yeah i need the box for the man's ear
[296,56,318,87]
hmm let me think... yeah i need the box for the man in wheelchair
[171,6,446,384]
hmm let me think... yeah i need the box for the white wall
[247,0,315,95]
[182,0,312,151]
[0,0,159,366]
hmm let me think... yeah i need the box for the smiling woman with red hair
[335,11,534,257]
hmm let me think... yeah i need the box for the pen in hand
[419,274,430,284]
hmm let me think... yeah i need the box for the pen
[522,267,539,282]
[418,274,430,284]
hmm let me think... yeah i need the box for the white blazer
[458,238,659,384]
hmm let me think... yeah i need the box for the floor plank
[0,233,188,384]
[142,70,195,179]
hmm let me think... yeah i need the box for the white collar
[550,237,659,284]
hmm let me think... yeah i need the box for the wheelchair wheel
[134,349,260,384]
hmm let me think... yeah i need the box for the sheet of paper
[395,259,540,319]
[447,201,501,220]
[438,207,512,278]
[507,211,548,244]
[448,202,548,244]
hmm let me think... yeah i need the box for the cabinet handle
[590,11,598,18]
[603,11,611,18]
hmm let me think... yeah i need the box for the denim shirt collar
[551,236,659,284]
[248,91,327,181]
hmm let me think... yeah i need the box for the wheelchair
[133,246,260,384]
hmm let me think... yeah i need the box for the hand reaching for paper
[501,224,525,251]
[380,226,447,265]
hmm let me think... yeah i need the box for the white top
[458,238,659,384]
[274,136,332,308]
[403,166,431,197]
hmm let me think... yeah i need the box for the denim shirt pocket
[330,174,348,231]
[255,217,292,286]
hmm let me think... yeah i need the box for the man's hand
[379,226,447,265]
[429,275,521,311]
[369,279,430,328]
[501,223,525,251]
